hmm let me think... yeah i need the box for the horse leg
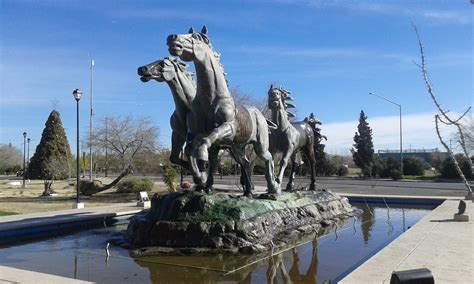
[196,121,234,161]
[304,146,317,191]
[205,147,219,194]
[254,142,279,194]
[170,131,189,171]
[277,146,294,186]
[231,147,254,197]
[285,152,297,192]
[188,136,208,193]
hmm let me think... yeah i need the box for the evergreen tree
[352,110,375,178]
[29,110,73,180]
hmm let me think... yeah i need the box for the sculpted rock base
[126,189,361,255]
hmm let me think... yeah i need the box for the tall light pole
[22,132,26,188]
[73,89,84,209]
[89,59,95,181]
[27,138,31,181]
[369,92,403,176]
[105,117,108,177]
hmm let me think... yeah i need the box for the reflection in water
[360,203,376,244]
[288,240,319,284]
[0,203,435,284]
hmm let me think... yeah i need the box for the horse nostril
[167,34,177,43]
[137,66,147,76]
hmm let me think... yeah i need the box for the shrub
[315,157,337,176]
[80,180,101,196]
[389,169,402,180]
[374,157,400,178]
[219,161,235,175]
[253,163,266,175]
[4,165,21,175]
[336,165,348,176]
[162,167,178,193]
[440,154,473,179]
[117,177,154,194]
[403,157,425,176]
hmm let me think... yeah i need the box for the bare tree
[413,24,472,199]
[0,144,22,173]
[88,115,159,192]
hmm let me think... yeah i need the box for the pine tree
[28,110,73,180]
[352,110,374,177]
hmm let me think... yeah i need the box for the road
[1,174,468,198]
[209,175,468,197]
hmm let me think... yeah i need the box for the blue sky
[1,0,472,155]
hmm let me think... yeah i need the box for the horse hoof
[205,187,213,194]
[243,192,253,198]
[195,186,206,193]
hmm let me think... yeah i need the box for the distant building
[376,148,448,164]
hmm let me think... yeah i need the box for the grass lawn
[347,167,361,177]
[0,210,17,216]
[0,176,167,214]
[403,170,438,181]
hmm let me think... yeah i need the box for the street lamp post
[22,132,27,188]
[27,138,30,181]
[73,89,84,209]
[369,92,403,176]
[89,59,95,181]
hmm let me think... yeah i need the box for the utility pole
[22,132,27,188]
[89,59,94,180]
[27,138,30,181]
[369,92,403,176]
[105,117,108,177]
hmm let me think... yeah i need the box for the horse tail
[304,113,326,157]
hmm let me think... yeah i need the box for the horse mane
[273,86,296,119]
[212,51,229,87]
[170,57,195,82]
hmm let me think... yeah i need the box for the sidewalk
[340,198,473,283]
[0,202,144,235]
[0,266,93,284]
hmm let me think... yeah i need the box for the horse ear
[270,84,273,89]
[188,27,195,34]
[201,25,208,35]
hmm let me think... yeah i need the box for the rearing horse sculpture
[268,85,317,191]
[167,26,279,195]
[137,57,195,170]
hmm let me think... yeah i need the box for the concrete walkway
[0,265,93,283]
[340,199,473,283]
[0,202,144,232]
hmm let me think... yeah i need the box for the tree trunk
[88,165,133,195]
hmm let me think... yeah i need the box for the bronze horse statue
[167,26,279,195]
[137,57,195,171]
[268,85,317,191]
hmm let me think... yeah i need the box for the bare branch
[413,23,472,198]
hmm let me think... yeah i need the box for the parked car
[16,170,25,177]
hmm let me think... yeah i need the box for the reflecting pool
[0,202,435,283]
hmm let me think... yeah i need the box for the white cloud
[271,0,471,25]
[323,112,458,155]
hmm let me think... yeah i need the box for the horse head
[137,57,190,83]
[167,26,212,62]
[268,85,296,118]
